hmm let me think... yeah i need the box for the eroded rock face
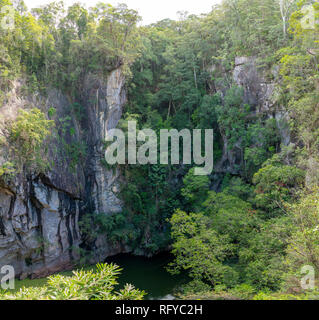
[233,56,276,113]
[233,56,290,145]
[0,68,125,278]
[81,70,124,216]
[0,58,293,277]
[0,179,81,279]
[214,56,290,177]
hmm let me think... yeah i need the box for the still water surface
[13,253,187,300]
[105,253,187,300]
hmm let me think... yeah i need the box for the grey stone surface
[0,58,292,278]
[214,56,290,175]
[0,68,125,278]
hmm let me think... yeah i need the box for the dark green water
[13,253,187,300]
[105,253,188,300]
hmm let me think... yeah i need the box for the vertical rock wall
[0,68,125,278]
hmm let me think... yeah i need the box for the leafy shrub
[239,216,292,291]
[284,189,319,287]
[253,163,305,215]
[168,209,235,286]
[0,263,146,300]
[0,161,15,177]
[2,108,54,173]
[253,289,319,300]
[181,168,210,212]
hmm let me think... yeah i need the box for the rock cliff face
[214,56,290,177]
[0,57,291,278]
[0,68,125,278]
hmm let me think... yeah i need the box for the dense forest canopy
[0,0,319,299]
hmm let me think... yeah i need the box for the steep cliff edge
[0,57,292,278]
[214,56,290,176]
[0,68,125,279]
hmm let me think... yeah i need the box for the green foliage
[181,168,210,212]
[179,279,212,296]
[285,189,319,281]
[0,161,15,177]
[0,263,145,300]
[169,209,236,287]
[253,162,305,215]
[48,107,57,118]
[54,115,87,172]
[193,94,220,129]
[277,0,319,186]
[221,176,255,201]
[244,118,281,177]
[64,141,87,170]
[221,0,289,56]
[71,102,84,121]
[1,0,318,301]
[114,115,177,254]
[10,109,53,155]
[1,108,54,173]
[239,216,292,290]
[253,289,319,300]
[216,86,250,150]
[203,191,258,243]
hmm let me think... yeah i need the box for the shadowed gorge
[0,0,318,300]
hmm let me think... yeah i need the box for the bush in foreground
[0,263,146,300]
